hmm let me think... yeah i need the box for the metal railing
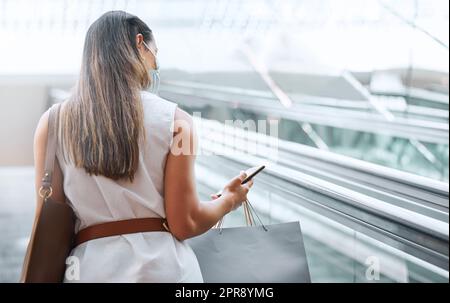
[159,80,449,144]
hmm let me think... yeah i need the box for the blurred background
[0,0,448,282]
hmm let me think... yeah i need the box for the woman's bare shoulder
[34,107,50,145]
[34,102,66,145]
[174,107,192,123]
[172,107,195,139]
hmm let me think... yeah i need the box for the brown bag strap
[39,103,62,200]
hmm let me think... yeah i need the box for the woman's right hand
[211,171,254,212]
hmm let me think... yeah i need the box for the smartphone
[241,165,265,184]
[214,165,265,198]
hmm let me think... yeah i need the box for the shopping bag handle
[214,199,268,233]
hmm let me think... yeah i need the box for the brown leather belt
[74,218,170,248]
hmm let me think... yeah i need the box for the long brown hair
[59,11,152,182]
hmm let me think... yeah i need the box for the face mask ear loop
[143,41,158,69]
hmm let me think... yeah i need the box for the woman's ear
[135,33,144,50]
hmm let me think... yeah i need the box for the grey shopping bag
[187,221,311,283]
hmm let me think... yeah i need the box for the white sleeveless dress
[55,91,204,283]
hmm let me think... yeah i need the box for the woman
[32,11,253,282]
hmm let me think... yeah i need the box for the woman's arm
[164,108,253,241]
